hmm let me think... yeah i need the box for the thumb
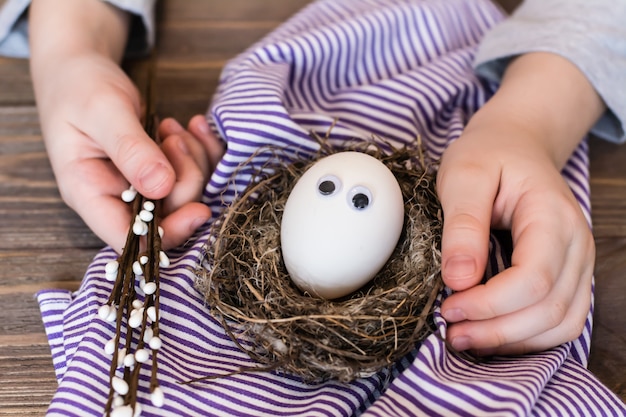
[84,97,175,200]
[437,156,498,291]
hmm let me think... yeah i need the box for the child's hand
[36,56,222,252]
[31,51,223,252]
[33,53,179,253]
[28,0,165,252]
[436,52,605,355]
[437,128,594,355]
[28,0,225,252]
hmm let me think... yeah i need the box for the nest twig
[197,137,443,383]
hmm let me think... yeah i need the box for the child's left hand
[436,52,604,356]
[437,125,594,356]
[155,115,225,250]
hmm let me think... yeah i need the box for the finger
[159,202,211,250]
[442,183,590,323]
[58,158,133,253]
[86,195,133,254]
[471,272,592,356]
[158,117,185,137]
[160,117,212,178]
[437,150,499,291]
[187,114,225,171]
[80,93,175,200]
[441,219,568,322]
[445,250,592,353]
[159,134,208,215]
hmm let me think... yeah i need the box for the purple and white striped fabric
[37,0,626,415]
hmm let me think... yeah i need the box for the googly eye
[348,186,372,210]
[317,175,341,196]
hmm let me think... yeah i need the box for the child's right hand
[33,53,223,252]
[34,53,178,253]
[28,0,224,252]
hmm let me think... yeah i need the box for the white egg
[280,151,404,299]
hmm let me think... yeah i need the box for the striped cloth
[37,0,626,415]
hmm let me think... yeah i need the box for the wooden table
[0,1,624,415]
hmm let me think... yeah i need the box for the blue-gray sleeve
[0,0,156,58]
[474,0,626,143]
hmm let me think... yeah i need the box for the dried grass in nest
[196,138,444,383]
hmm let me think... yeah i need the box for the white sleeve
[0,0,156,58]
[474,0,626,143]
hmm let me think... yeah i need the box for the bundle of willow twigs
[98,115,167,417]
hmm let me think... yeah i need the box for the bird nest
[196,139,443,383]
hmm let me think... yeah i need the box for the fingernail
[191,216,209,231]
[166,118,184,132]
[444,255,476,280]
[451,336,472,352]
[177,137,190,155]
[443,308,466,322]
[196,118,210,135]
[139,163,170,194]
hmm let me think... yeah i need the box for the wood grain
[0,0,624,414]
[0,59,35,106]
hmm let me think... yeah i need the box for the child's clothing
[473,0,626,144]
[1,0,625,415]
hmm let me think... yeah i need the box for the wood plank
[159,0,313,22]
[0,250,91,289]
[0,202,102,250]
[0,106,40,136]
[0,344,56,416]
[0,251,86,348]
[0,293,50,336]
[155,23,287,62]
[0,247,86,415]
[0,58,34,106]
[589,138,626,238]
[588,238,626,401]
[154,67,221,123]
[154,0,313,63]
[0,131,104,250]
